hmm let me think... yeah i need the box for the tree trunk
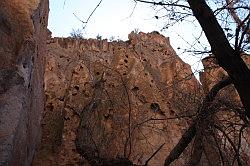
[187,0,250,119]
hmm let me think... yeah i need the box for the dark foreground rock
[0,0,49,165]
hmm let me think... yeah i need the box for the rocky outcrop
[0,0,49,165]
[200,54,250,165]
[35,32,202,165]
[0,1,248,165]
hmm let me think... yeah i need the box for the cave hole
[150,102,160,112]
[74,85,80,91]
[131,86,139,91]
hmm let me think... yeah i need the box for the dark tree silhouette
[187,0,250,119]
[133,0,250,165]
[135,0,250,119]
[70,0,250,165]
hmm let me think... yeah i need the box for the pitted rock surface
[37,31,202,165]
[0,0,49,165]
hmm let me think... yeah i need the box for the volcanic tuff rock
[34,31,202,165]
[0,0,49,165]
[200,54,250,165]
[1,0,249,165]
[200,54,250,99]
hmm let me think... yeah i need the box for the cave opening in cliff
[1,0,249,165]
[42,1,250,165]
[48,0,208,78]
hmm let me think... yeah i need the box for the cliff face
[200,55,250,164]
[0,0,49,165]
[35,32,202,165]
[1,1,249,165]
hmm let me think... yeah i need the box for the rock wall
[34,32,202,165]
[0,0,49,165]
[0,0,248,165]
[200,54,250,164]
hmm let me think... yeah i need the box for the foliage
[70,29,84,39]
[109,36,115,42]
[96,34,102,40]
[133,28,140,34]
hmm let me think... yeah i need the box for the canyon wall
[0,1,249,165]
[34,32,202,165]
[200,54,250,165]
[35,31,250,165]
[0,0,49,165]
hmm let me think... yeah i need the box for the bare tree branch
[134,0,191,9]
[164,123,196,166]
[164,77,232,166]
[214,124,243,166]
[187,0,250,119]
[226,0,248,27]
[144,143,165,166]
[73,0,103,30]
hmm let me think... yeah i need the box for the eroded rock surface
[1,1,249,165]
[36,32,202,165]
[200,54,250,165]
[0,0,49,165]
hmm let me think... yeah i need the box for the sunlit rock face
[200,54,250,165]
[0,0,49,165]
[36,31,202,165]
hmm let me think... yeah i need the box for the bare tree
[134,0,250,118]
[129,0,250,165]
[54,1,250,165]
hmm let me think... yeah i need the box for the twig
[164,77,232,166]
[238,13,250,50]
[128,1,138,18]
[134,0,191,9]
[73,0,103,29]
[214,124,242,166]
[164,123,196,166]
[63,0,67,9]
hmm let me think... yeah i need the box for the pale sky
[49,0,163,39]
[48,0,210,74]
